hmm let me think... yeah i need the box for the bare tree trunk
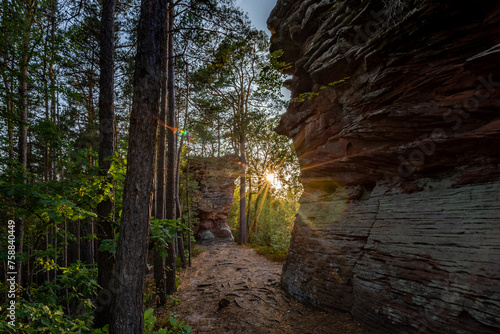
[165,0,177,295]
[0,3,14,163]
[246,173,252,238]
[186,159,191,267]
[176,132,186,269]
[153,0,169,306]
[63,221,67,268]
[95,0,116,328]
[77,219,81,262]
[183,62,191,267]
[16,44,29,287]
[42,40,50,182]
[47,0,57,182]
[177,233,186,269]
[18,59,28,176]
[239,133,247,245]
[7,100,14,161]
[111,0,165,331]
[53,222,58,283]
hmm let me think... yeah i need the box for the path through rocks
[159,241,379,334]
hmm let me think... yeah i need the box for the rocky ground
[157,241,380,334]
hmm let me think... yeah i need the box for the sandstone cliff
[188,156,240,242]
[268,1,500,333]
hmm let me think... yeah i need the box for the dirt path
[159,241,378,334]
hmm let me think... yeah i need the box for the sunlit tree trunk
[246,172,252,237]
[239,131,247,245]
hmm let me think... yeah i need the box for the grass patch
[191,244,204,258]
[251,244,287,263]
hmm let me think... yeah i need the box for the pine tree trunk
[77,220,81,262]
[165,0,177,295]
[239,133,247,245]
[17,52,29,288]
[177,232,186,269]
[176,132,186,269]
[246,174,252,238]
[46,0,57,183]
[153,0,169,306]
[186,159,191,267]
[0,4,14,162]
[111,0,165,331]
[184,65,192,267]
[95,0,116,328]
[18,59,28,176]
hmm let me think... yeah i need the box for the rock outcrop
[268,1,500,333]
[188,156,240,242]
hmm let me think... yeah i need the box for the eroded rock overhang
[268,1,500,333]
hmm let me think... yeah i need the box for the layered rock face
[189,156,240,242]
[268,1,500,333]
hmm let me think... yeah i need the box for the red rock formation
[189,156,240,242]
[268,1,500,333]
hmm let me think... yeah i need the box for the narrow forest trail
[159,241,379,334]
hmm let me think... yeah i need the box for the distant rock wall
[189,156,240,242]
[268,1,500,333]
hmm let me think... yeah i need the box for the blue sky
[235,0,291,99]
[236,0,278,34]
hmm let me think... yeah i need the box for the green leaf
[169,317,178,327]
[144,308,154,318]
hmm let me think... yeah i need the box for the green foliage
[150,218,192,257]
[0,302,91,334]
[99,217,193,259]
[75,150,127,216]
[98,235,118,254]
[144,308,192,334]
[229,188,298,255]
[0,171,97,224]
[0,1,297,333]
[0,147,126,334]
[0,262,98,334]
[249,197,297,254]
[228,114,301,252]
[268,49,292,73]
[57,261,99,307]
[292,77,350,103]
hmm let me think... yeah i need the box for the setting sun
[266,173,275,183]
[265,172,282,189]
